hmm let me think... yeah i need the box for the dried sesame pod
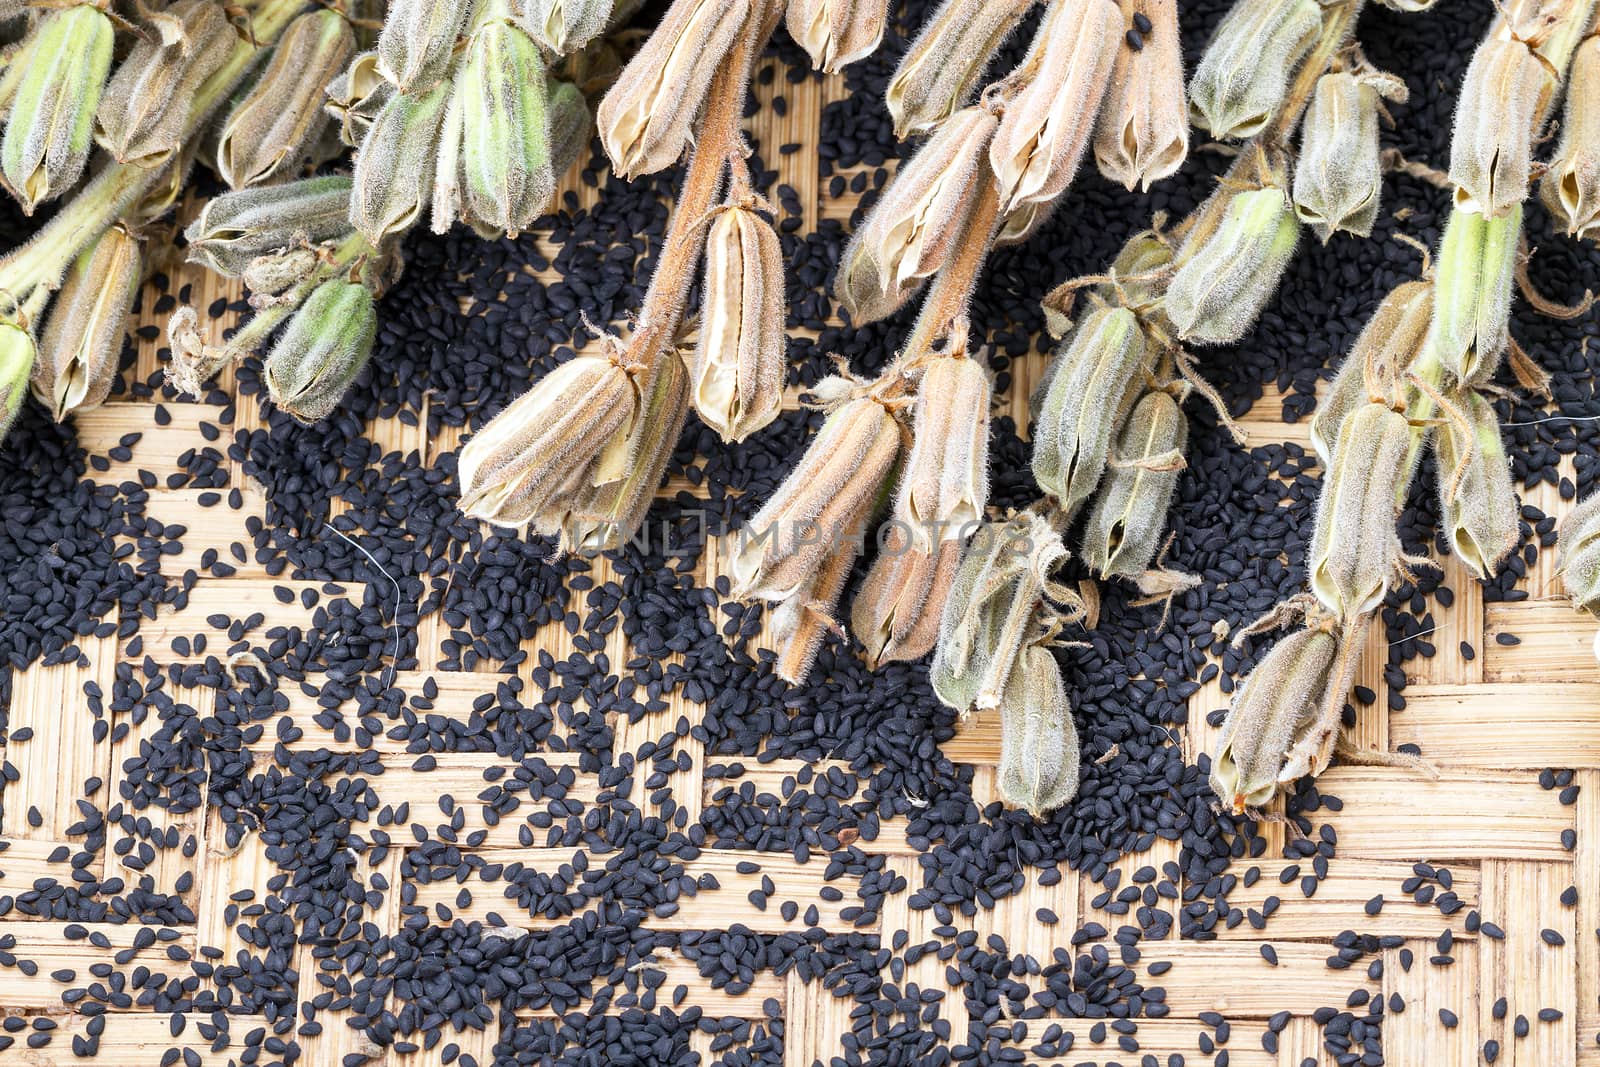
[1210,624,1336,812]
[1449,38,1550,218]
[30,222,139,421]
[885,0,1032,138]
[326,51,393,146]
[1187,0,1320,141]
[1082,390,1188,580]
[1093,0,1187,192]
[596,0,747,178]
[263,280,377,424]
[836,106,998,324]
[1032,304,1146,520]
[1429,202,1520,385]
[376,0,474,92]
[1308,280,1432,468]
[1559,491,1600,617]
[1540,34,1600,240]
[1165,183,1299,345]
[350,78,450,244]
[0,5,114,213]
[786,0,888,73]
[1293,70,1407,242]
[771,535,857,684]
[691,200,786,443]
[458,351,642,526]
[988,0,1121,215]
[853,531,961,668]
[217,9,355,189]
[242,247,322,296]
[898,354,991,546]
[0,321,33,438]
[94,0,233,166]
[1436,389,1518,580]
[547,79,593,179]
[728,396,902,601]
[1308,401,1409,623]
[997,644,1080,816]
[515,0,613,54]
[185,176,355,277]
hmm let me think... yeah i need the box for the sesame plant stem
[900,172,1004,363]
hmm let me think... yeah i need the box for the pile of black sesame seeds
[1,1,1598,1065]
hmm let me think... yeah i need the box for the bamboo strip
[1216,858,1481,941]
[1139,943,1377,1016]
[1484,602,1600,684]
[1477,859,1578,1067]
[1383,936,1481,1066]
[1388,684,1600,764]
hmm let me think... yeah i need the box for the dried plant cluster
[2,0,1599,821]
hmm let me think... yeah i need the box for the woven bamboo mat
[2,63,1597,1067]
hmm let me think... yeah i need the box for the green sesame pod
[1307,401,1410,623]
[1436,389,1518,581]
[350,77,450,244]
[1187,0,1320,140]
[0,5,114,214]
[0,320,35,439]
[31,222,140,420]
[547,79,593,180]
[1429,202,1520,386]
[94,0,233,166]
[1448,38,1548,219]
[185,176,355,277]
[376,0,475,92]
[1165,184,1299,344]
[997,643,1081,816]
[263,280,377,424]
[1560,491,1600,617]
[516,0,613,55]
[454,16,554,237]
[1308,280,1432,468]
[1293,70,1405,242]
[1082,390,1188,580]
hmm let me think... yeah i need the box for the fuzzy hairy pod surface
[326,51,393,146]
[1559,491,1600,617]
[458,352,641,526]
[729,397,902,602]
[547,80,593,179]
[376,0,474,92]
[350,78,450,244]
[885,0,1032,138]
[0,4,113,213]
[1540,34,1600,240]
[835,107,998,324]
[1093,0,1187,192]
[0,321,32,439]
[988,0,1121,215]
[691,201,786,442]
[1436,389,1518,580]
[263,280,377,424]
[1308,401,1409,623]
[1308,280,1432,467]
[217,9,354,189]
[997,644,1081,816]
[95,0,233,166]
[31,223,139,421]
[596,0,747,178]
[897,354,990,547]
[1293,70,1406,241]
[242,247,322,297]
[1187,0,1320,141]
[853,530,960,669]
[786,0,888,73]
[1032,305,1146,520]
[1210,624,1336,812]
[1430,202,1520,384]
[1449,38,1550,218]
[186,176,355,277]
[1082,390,1188,580]
[770,535,857,684]
[517,0,613,54]
[1165,184,1298,344]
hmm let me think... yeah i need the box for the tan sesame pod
[516,0,614,55]
[1308,280,1432,468]
[1081,390,1188,580]
[1187,0,1320,141]
[885,0,1033,138]
[1540,34,1600,240]
[1307,401,1410,623]
[325,51,393,146]
[94,0,234,166]
[997,643,1081,816]
[30,222,139,421]
[350,77,451,244]
[897,353,991,547]
[1293,70,1407,242]
[1429,202,1520,385]
[1165,182,1299,345]
[691,200,787,442]
[1093,0,1187,192]
[1435,389,1519,581]
[1448,38,1550,219]
[852,531,961,668]
[771,534,858,684]
[186,176,355,277]
[786,0,889,73]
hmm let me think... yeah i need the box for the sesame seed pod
[185,176,355,277]
[1082,390,1188,580]
[1293,70,1407,241]
[325,51,393,147]
[1429,202,1520,385]
[376,0,475,93]
[1164,183,1299,345]
[547,79,593,180]
[1210,623,1336,813]
[786,0,888,73]
[30,222,139,421]
[1307,401,1410,623]
[457,351,641,526]
[1540,34,1600,240]
[515,0,613,55]
[1559,490,1600,617]
[852,531,961,668]
[691,200,786,443]
[728,396,902,602]
[772,534,858,684]
[0,5,114,214]
[350,77,451,244]
[884,0,1032,138]
[988,0,1122,216]
[263,280,378,424]
[596,0,747,178]
[835,106,998,325]
[997,643,1081,816]
[241,247,322,297]
[1031,304,1146,521]
[94,0,234,167]
[1448,38,1550,219]
[1308,280,1432,468]
[1435,389,1519,581]
[1186,0,1320,141]
[1093,0,1188,192]
[0,320,34,438]
[216,10,355,190]
[898,354,990,550]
